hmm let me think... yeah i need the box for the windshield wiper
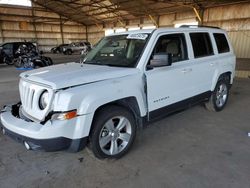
[85,60,130,68]
[102,63,130,67]
[84,60,101,65]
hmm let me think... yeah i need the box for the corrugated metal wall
[88,2,250,58]
[0,2,249,58]
[228,31,250,58]
[203,3,250,58]
[0,4,87,51]
[87,25,104,45]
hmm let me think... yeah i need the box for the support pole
[193,7,204,25]
[140,17,143,29]
[148,14,158,28]
[60,15,65,44]
[31,2,38,42]
[199,8,204,25]
[86,25,88,42]
[0,20,4,43]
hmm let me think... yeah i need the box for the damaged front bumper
[0,103,87,152]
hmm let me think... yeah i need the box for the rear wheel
[66,50,72,55]
[205,78,230,111]
[47,57,53,65]
[90,105,136,159]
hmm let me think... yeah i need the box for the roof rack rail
[180,25,220,29]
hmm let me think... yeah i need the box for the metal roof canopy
[32,0,250,26]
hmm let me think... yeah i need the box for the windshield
[83,33,149,67]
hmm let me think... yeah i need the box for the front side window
[2,43,13,56]
[83,34,149,67]
[213,33,230,53]
[152,33,188,63]
[190,32,213,58]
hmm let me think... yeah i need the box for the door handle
[182,68,192,73]
[210,63,215,66]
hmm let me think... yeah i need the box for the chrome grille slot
[24,86,30,109]
[20,80,36,110]
[30,89,35,109]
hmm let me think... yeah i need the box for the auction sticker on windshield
[127,33,148,40]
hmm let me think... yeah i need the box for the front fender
[52,74,146,138]
[53,74,147,117]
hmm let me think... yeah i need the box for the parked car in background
[13,44,53,69]
[63,42,91,55]
[0,42,37,65]
[0,47,13,65]
[51,44,69,54]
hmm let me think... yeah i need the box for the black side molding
[149,91,211,121]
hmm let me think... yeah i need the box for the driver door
[145,33,195,120]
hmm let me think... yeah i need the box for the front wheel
[205,78,230,111]
[66,50,72,55]
[13,58,23,68]
[90,105,136,159]
[3,56,13,65]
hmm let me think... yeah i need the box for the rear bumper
[0,103,88,152]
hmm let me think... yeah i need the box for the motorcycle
[13,45,53,68]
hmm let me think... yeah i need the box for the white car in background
[63,42,91,55]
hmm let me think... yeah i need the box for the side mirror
[39,50,44,55]
[147,53,172,69]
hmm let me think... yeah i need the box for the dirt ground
[0,55,250,188]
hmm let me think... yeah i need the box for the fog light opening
[24,141,31,150]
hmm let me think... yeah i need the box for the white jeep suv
[0,26,236,159]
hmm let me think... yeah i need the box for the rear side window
[213,33,230,53]
[190,33,213,58]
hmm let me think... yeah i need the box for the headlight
[39,90,49,110]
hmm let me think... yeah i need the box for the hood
[20,63,140,90]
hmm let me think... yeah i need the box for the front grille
[19,79,53,121]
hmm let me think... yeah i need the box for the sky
[0,0,31,6]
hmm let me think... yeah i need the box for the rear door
[188,32,217,92]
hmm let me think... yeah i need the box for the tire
[205,77,230,112]
[66,50,72,55]
[33,59,44,67]
[81,48,88,56]
[47,57,53,65]
[3,56,13,65]
[90,105,136,159]
[13,58,23,68]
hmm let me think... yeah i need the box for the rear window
[190,33,213,58]
[213,33,230,53]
